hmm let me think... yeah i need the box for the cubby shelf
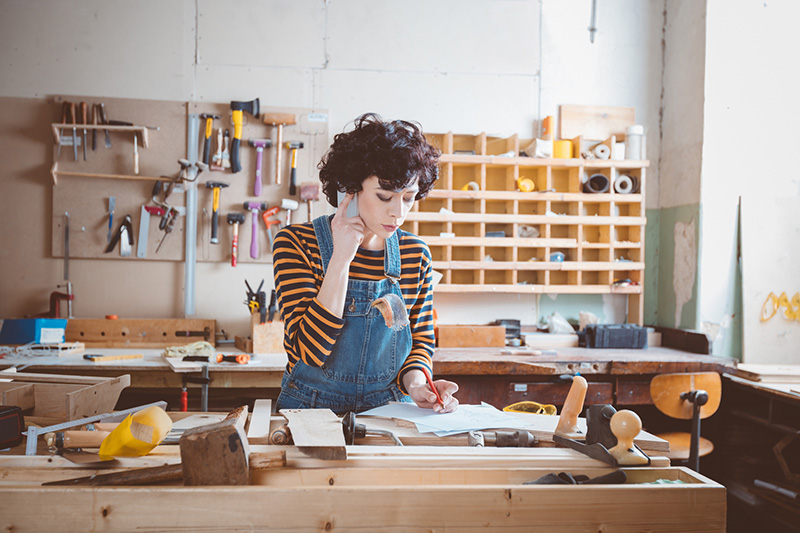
[406,131,649,324]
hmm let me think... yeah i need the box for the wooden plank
[559,104,636,140]
[0,470,725,531]
[281,409,346,460]
[247,399,272,445]
[65,319,216,348]
[0,371,109,384]
[651,326,711,354]
[735,364,800,383]
[437,325,506,348]
[0,383,34,410]
[66,376,131,419]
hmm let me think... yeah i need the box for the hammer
[247,139,272,196]
[281,198,299,226]
[205,181,229,244]
[230,98,260,173]
[262,112,296,185]
[243,202,267,259]
[227,213,245,267]
[284,141,304,195]
[199,113,220,165]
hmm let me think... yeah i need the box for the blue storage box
[0,319,68,345]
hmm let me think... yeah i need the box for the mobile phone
[337,190,359,218]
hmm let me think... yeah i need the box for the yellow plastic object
[99,405,173,459]
[553,140,572,159]
[517,177,535,192]
[503,401,557,416]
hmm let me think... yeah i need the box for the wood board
[559,104,636,141]
[735,364,800,383]
[65,318,216,348]
[0,462,725,532]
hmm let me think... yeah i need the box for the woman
[272,113,459,414]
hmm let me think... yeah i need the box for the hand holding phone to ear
[330,192,363,266]
[337,190,359,218]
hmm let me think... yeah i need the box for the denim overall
[276,215,413,414]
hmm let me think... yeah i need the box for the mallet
[262,112,296,185]
[227,213,246,267]
[243,202,267,259]
[247,139,272,196]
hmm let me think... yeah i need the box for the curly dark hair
[318,113,440,207]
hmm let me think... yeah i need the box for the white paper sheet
[359,402,521,435]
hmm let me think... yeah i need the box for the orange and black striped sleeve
[272,223,345,371]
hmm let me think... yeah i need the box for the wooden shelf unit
[406,132,649,324]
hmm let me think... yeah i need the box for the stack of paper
[359,402,522,437]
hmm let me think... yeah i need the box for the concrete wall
[0,0,666,338]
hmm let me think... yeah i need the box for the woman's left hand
[404,369,459,413]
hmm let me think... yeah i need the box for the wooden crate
[0,450,725,532]
[0,371,129,419]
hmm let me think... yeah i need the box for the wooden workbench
[0,345,736,411]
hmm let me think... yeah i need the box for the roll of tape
[553,140,573,159]
[517,177,535,192]
[461,181,480,191]
[614,174,634,194]
[592,143,610,160]
[583,173,610,194]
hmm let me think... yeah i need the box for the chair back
[650,372,721,419]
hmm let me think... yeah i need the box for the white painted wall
[0,0,666,333]
[701,0,800,358]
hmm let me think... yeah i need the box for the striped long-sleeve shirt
[272,219,435,392]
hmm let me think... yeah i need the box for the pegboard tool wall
[51,96,328,265]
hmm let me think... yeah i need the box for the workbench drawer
[508,381,613,406]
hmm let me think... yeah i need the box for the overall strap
[312,215,335,275]
[383,229,401,281]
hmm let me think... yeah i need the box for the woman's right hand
[330,193,364,265]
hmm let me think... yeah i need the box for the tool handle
[211,188,220,244]
[275,126,283,185]
[231,224,239,267]
[289,167,297,196]
[231,137,242,173]
[211,209,219,244]
[254,147,263,196]
[250,211,259,259]
[133,136,139,175]
[203,134,212,166]
[92,104,98,150]
[80,102,87,126]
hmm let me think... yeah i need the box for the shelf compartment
[451,164,484,192]
[582,200,612,217]
[417,197,448,213]
[451,222,481,238]
[485,165,515,191]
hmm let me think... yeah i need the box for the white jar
[626,125,644,160]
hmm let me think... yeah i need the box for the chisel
[69,102,78,160]
[99,103,111,148]
[80,101,88,160]
[57,102,69,158]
